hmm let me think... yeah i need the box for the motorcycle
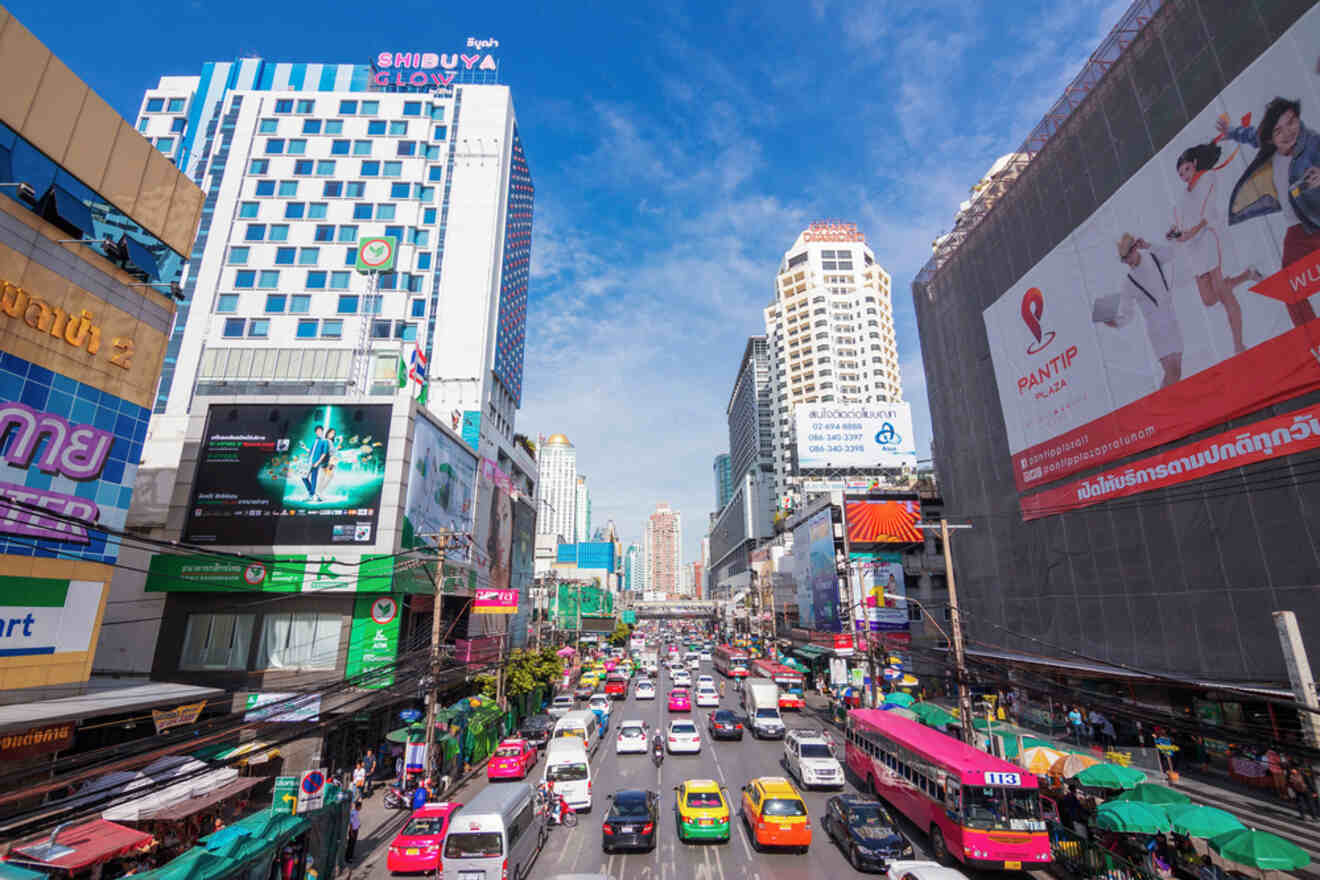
[536,788,578,828]
[383,783,411,810]
[651,740,665,768]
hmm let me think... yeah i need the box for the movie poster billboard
[983,5,1320,505]
[851,551,908,632]
[402,414,477,555]
[807,509,840,632]
[183,404,389,546]
[845,499,923,543]
[794,402,918,470]
[791,516,814,628]
[507,499,535,648]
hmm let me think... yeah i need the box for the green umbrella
[1112,782,1191,806]
[385,722,427,744]
[1162,804,1244,839]
[884,692,915,707]
[1073,762,1147,790]
[1209,828,1311,871]
[1094,801,1171,834]
[909,703,959,729]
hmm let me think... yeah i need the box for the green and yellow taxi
[580,670,600,688]
[674,778,730,843]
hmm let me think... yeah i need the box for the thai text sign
[795,403,917,470]
[474,589,518,614]
[344,595,401,687]
[152,701,206,734]
[0,722,73,760]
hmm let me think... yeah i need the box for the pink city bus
[845,709,1051,870]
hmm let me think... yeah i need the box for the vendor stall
[4,819,155,877]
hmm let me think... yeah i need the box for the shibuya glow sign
[372,50,498,87]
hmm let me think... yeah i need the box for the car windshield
[962,786,1041,828]
[554,728,585,739]
[763,798,806,816]
[611,797,650,819]
[443,832,502,858]
[553,697,572,705]
[621,726,645,737]
[800,743,833,758]
[402,817,445,836]
[849,805,891,826]
[495,745,522,757]
[671,723,697,734]
[686,791,723,808]
[714,712,736,723]
[548,762,589,781]
[755,708,780,719]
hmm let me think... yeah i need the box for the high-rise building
[537,433,576,541]
[645,503,682,596]
[574,474,591,543]
[727,336,774,516]
[137,53,532,471]
[681,563,695,598]
[623,543,641,592]
[713,453,733,511]
[763,222,901,499]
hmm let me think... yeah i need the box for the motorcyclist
[539,779,567,824]
[651,731,665,765]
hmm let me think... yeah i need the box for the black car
[707,709,744,741]
[518,713,556,749]
[823,795,912,872]
[602,789,658,853]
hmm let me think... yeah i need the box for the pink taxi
[386,801,461,874]
[668,688,691,712]
[485,737,537,780]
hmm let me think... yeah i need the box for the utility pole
[422,528,454,783]
[837,495,878,708]
[1274,611,1320,749]
[940,518,976,745]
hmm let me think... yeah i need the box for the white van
[442,782,541,880]
[552,710,601,756]
[543,738,593,814]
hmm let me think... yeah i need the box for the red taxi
[668,688,691,712]
[386,801,461,873]
[485,737,537,780]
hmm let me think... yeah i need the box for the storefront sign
[1,280,134,372]
[345,596,401,687]
[0,721,73,760]
[473,589,518,614]
[370,50,498,87]
[151,701,206,734]
[0,577,102,659]
[801,221,865,243]
[244,692,321,722]
[144,553,400,593]
[354,236,397,273]
[272,775,298,813]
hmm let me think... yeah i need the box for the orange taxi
[740,776,811,853]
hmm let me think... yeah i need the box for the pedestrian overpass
[628,601,720,619]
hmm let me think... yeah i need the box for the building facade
[713,453,733,511]
[727,336,774,490]
[763,223,901,501]
[623,543,640,592]
[574,474,590,544]
[645,503,681,596]
[536,433,576,542]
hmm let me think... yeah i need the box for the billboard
[807,509,840,632]
[851,552,908,632]
[0,359,150,566]
[984,5,1320,500]
[791,516,814,628]
[402,413,477,554]
[183,404,390,546]
[507,499,535,648]
[794,403,918,470]
[845,499,923,544]
[344,595,401,686]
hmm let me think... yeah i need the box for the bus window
[962,787,1040,829]
[944,781,960,813]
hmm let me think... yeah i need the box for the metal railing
[1048,821,1158,880]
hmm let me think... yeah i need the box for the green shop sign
[344,595,402,687]
[145,553,425,593]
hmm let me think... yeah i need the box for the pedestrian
[1100,717,1117,752]
[1068,706,1085,745]
[1290,764,1318,820]
[362,748,377,797]
[1267,749,1287,799]
[351,761,366,800]
[394,754,404,785]
[345,800,361,863]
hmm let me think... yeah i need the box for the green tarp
[0,863,48,879]
[128,848,235,880]
[791,645,829,661]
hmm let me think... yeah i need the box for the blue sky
[10,0,1128,566]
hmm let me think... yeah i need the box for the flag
[396,355,407,389]
[418,382,429,406]
[408,344,427,385]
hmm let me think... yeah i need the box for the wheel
[930,825,949,865]
[849,843,862,870]
[564,810,579,828]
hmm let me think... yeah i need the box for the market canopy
[217,807,308,849]
[1162,804,1244,839]
[1095,801,1171,834]
[202,827,277,866]
[791,645,829,660]
[386,723,428,744]
[129,848,235,880]
[213,741,280,766]
[1050,753,1099,779]
[102,765,242,822]
[1073,762,1146,790]
[1112,782,1191,807]
[909,703,959,729]
[883,692,915,707]
[139,776,262,821]
[1020,746,1067,775]
[1209,828,1311,871]
[0,862,47,879]
[6,819,153,872]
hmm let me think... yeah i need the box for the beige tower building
[644,503,682,597]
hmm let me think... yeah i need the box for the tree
[474,647,565,700]
[607,621,633,647]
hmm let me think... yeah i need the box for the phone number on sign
[807,444,866,454]
[809,433,865,442]
[809,422,865,431]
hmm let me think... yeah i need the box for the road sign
[297,769,326,813]
[272,775,298,814]
[354,235,397,273]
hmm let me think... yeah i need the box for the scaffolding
[916,0,1164,286]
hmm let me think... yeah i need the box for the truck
[742,677,785,739]
[640,650,659,676]
[604,672,628,700]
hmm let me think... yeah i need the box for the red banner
[1020,406,1320,520]
[473,588,518,614]
[1013,317,1320,493]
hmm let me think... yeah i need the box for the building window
[344,247,356,265]
[296,98,315,114]
[145,97,164,112]
[417,186,434,202]
[353,140,372,156]
[293,160,313,175]
[268,224,289,242]
[383,161,402,177]
[265,138,285,155]
[289,295,311,313]
[395,321,417,341]
[278,180,298,197]
[321,319,343,338]
[353,203,372,220]
[411,298,426,317]
[367,120,386,136]
[155,137,174,153]
[337,225,358,243]
[314,225,334,242]
[259,118,278,134]
[428,165,443,182]
[255,180,275,196]
[302,119,322,134]
[307,202,327,219]
[397,141,416,157]
[430,105,445,120]
[265,294,287,313]
[391,182,411,199]
[284,202,305,219]
[423,208,436,224]
[331,140,349,155]
[274,99,293,113]
[255,612,340,670]
[228,247,249,265]
[337,295,359,314]
[306,271,327,289]
[248,318,270,338]
[433,125,447,140]
[360,161,380,176]
[416,252,431,270]
[330,271,351,289]
[411,228,428,247]
[274,247,295,265]
[360,100,379,114]
[180,613,253,670]
[322,181,343,198]
[137,118,148,132]
[339,100,358,115]
[324,119,343,134]
[171,117,187,133]
[376,204,396,221]
[372,320,391,338]
[249,159,270,174]
[387,120,407,136]
[403,101,421,116]
[258,270,279,288]
[296,319,319,339]
[222,317,245,337]
[216,294,239,313]
[234,270,256,288]
[345,181,365,198]
[299,247,320,265]
[316,160,336,176]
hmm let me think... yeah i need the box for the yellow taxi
[580,671,600,688]
[740,776,811,853]
[674,779,730,843]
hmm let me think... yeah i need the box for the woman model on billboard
[1102,234,1185,389]
[1167,142,1261,354]
[1219,97,1320,327]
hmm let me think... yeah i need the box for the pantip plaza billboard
[984,5,1320,517]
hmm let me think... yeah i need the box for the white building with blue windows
[136,53,533,472]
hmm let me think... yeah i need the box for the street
[354,660,1049,880]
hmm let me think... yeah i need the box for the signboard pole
[423,528,453,785]
[837,497,877,708]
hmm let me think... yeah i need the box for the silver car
[548,694,575,718]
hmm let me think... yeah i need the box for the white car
[687,657,701,670]
[548,695,575,718]
[635,680,656,700]
[695,687,720,708]
[615,720,649,754]
[666,720,701,754]
[588,694,611,715]
[784,729,845,789]
[672,669,692,687]
[885,861,971,880]
[697,675,715,688]
[700,650,712,662]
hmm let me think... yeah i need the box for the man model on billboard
[1220,97,1320,327]
[1100,234,1184,389]
[301,425,331,501]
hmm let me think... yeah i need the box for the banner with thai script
[0,722,74,760]
[1020,407,1320,520]
[152,701,206,734]
[474,588,518,613]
